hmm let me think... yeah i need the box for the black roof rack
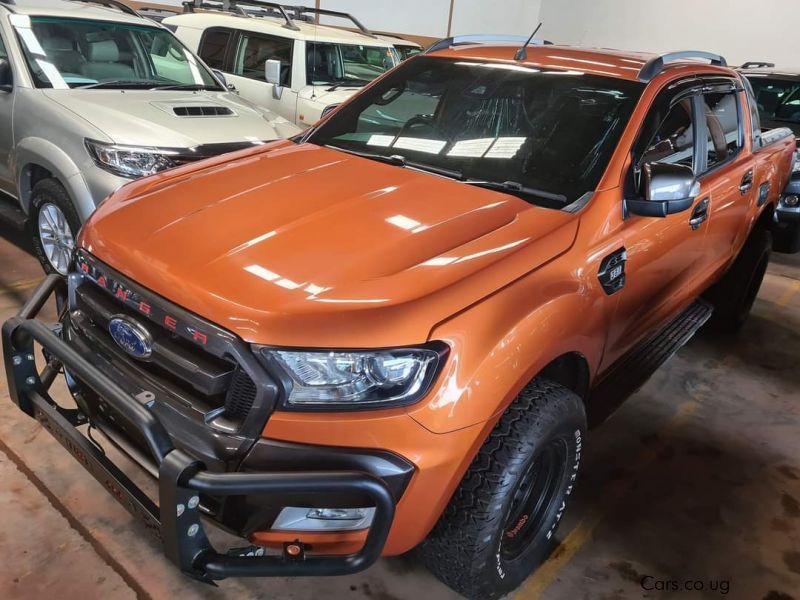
[69,0,141,17]
[638,51,727,82]
[425,34,552,55]
[740,61,775,69]
[183,0,376,37]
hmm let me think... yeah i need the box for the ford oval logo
[108,316,153,360]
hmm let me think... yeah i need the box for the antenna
[514,22,543,61]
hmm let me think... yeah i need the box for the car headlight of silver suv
[261,343,448,410]
[86,139,180,178]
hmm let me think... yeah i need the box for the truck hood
[42,89,300,147]
[81,142,580,347]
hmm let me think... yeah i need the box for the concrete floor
[0,221,797,600]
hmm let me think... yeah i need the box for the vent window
[173,106,234,117]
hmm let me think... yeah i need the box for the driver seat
[80,40,135,81]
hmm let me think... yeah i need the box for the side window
[0,31,7,60]
[640,99,695,169]
[198,28,231,70]
[234,33,292,86]
[702,91,742,171]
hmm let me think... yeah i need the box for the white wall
[449,0,542,37]
[537,0,800,70]
[316,0,542,38]
[316,0,452,38]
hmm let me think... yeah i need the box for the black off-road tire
[420,379,586,600]
[28,178,82,275]
[705,227,771,332]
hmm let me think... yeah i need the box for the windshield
[12,16,221,90]
[307,41,398,87]
[308,57,643,207]
[746,75,800,125]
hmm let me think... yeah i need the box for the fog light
[272,506,375,531]
[783,194,800,207]
[307,508,367,520]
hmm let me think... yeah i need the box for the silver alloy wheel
[38,202,75,275]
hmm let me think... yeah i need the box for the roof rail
[183,0,376,37]
[425,34,552,55]
[184,0,298,29]
[69,0,141,17]
[638,51,727,82]
[740,61,775,69]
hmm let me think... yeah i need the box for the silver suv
[0,0,300,274]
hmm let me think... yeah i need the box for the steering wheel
[397,115,449,141]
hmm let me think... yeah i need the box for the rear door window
[234,32,292,86]
[702,90,742,171]
[198,28,232,70]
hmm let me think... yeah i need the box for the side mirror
[212,68,227,86]
[265,58,283,99]
[265,59,281,85]
[627,162,699,217]
[0,59,12,93]
[212,69,236,92]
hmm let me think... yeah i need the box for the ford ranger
[3,39,795,599]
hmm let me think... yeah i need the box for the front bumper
[2,275,396,581]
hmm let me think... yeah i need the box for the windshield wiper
[77,79,161,89]
[464,179,567,204]
[149,83,219,91]
[325,79,370,92]
[324,145,464,180]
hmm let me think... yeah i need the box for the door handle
[739,169,754,194]
[689,197,710,230]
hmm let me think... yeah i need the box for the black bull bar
[2,274,395,581]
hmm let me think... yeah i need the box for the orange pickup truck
[3,39,796,599]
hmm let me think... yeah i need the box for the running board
[588,299,713,427]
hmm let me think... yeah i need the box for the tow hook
[284,541,306,561]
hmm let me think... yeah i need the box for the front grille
[71,253,261,427]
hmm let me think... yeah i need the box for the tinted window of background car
[746,76,800,124]
[234,32,292,85]
[199,28,232,70]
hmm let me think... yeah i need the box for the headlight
[86,139,180,178]
[262,343,448,410]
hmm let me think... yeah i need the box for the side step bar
[588,299,714,426]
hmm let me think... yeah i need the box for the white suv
[165,1,399,129]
